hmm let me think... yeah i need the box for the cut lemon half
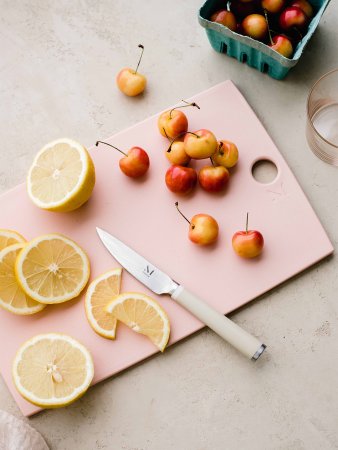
[0,243,46,315]
[106,292,170,352]
[0,229,26,251]
[85,268,122,339]
[15,234,90,304]
[27,138,95,212]
[13,333,94,407]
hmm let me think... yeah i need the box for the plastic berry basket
[198,0,331,79]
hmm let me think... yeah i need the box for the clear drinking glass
[306,68,338,165]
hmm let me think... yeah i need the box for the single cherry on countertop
[96,141,149,178]
[175,202,219,245]
[116,44,146,97]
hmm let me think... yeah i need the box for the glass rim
[307,67,338,150]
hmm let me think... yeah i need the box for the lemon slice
[15,234,90,304]
[85,268,122,339]
[106,292,170,352]
[27,138,95,212]
[0,229,26,251]
[0,243,46,315]
[13,333,94,407]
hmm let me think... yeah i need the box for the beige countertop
[1,1,338,449]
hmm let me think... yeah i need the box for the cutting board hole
[252,159,278,184]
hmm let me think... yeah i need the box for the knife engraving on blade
[96,227,266,361]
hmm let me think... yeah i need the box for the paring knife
[96,227,266,360]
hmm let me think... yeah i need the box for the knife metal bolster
[168,281,179,296]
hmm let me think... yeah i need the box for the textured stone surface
[1,1,338,449]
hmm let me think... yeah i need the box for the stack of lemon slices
[0,230,90,315]
[0,229,93,407]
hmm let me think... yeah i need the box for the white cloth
[0,410,48,450]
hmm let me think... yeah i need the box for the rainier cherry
[232,213,264,258]
[116,45,146,97]
[165,165,197,195]
[242,14,268,40]
[290,0,313,18]
[261,0,286,14]
[198,164,230,193]
[158,100,200,140]
[175,202,219,245]
[279,6,308,33]
[264,11,294,58]
[183,130,218,160]
[96,141,149,178]
[210,9,237,31]
[166,140,190,166]
[212,140,239,168]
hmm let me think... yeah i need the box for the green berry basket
[198,0,331,79]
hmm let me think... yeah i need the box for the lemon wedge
[13,333,94,407]
[15,234,90,304]
[27,138,95,212]
[85,268,122,339]
[0,243,45,315]
[106,292,170,351]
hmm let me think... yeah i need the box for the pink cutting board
[0,81,333,416]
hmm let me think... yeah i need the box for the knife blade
[96,227,266,360]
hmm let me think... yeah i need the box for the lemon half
[27,138,95,212]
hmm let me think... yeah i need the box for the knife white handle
[171,285,266,360]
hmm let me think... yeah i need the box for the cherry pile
[158,101,239,195]
[210,0,315,58]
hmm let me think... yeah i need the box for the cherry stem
[226,0,231,12]
[168,131,199,152]
[246,212,249,234]
[95,141,128,157]
[169,100,200,119]
[210,157,215,167]
[162,127,169,140]
[175,202,191,226]
[264,10,274,46]
[134,44,144,74]
[218,141,224,156]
